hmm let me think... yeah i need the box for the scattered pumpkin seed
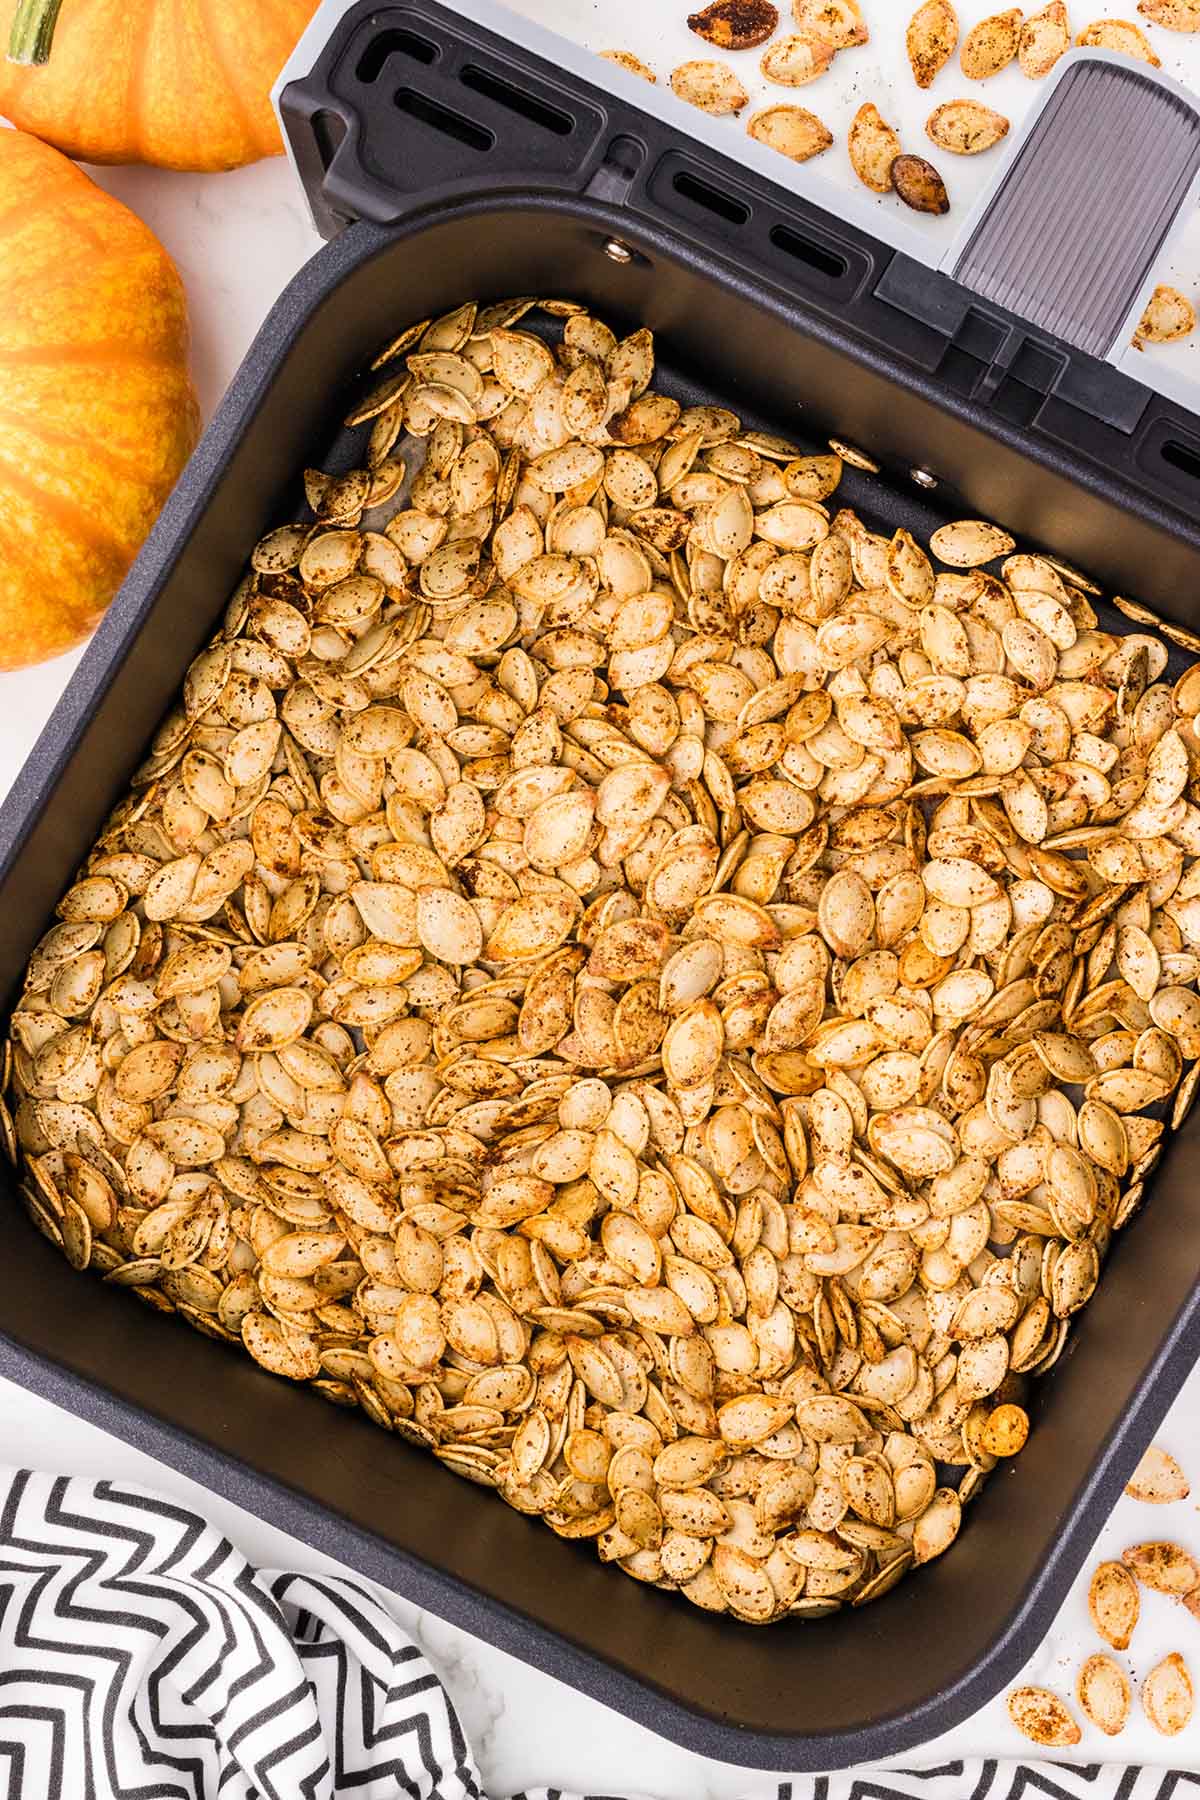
[599,49,657,81]
[760,30,838,85]
[1007,1685,1082,1747]
[1076,18,1161,62]
[746,104,834,161]
[1123,1540,1200,1594]
[1019,2,1071,75]
[790,0,868,47]
[849,103,903,193]
[1077,1652,1132,1736]
[961,8,1024,77]
[1138,0,1200,27]
[1089,1559,1141,1650]
[907,0,960,86]
[687,0,780,49]
[671,60,751,114]
[892,153,951,213]
[1143,1652,1194,1736]
[926,99,1010,155]
[1125,1444,1190,1503]
[1134,285,1196,348]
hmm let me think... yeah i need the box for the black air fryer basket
[1,1,1200,1770]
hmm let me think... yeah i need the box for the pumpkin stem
[8,0,66,65]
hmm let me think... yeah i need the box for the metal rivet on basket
[603,239,634,264]
[910,467,938,489]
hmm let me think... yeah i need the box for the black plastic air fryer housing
[0,0,1198,1772]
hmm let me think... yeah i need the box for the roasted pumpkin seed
[599,49,657,81]
[670,60,750,114]
[1134,285,1196,348]
[1076,18,1161,62]
[1007,1685,1082,1747]
[907,0,959,85]
[761,30,838,84]
[1089,1559,1141,1650]
[1019,2,1071,75]
[926,99,1010,154]
[1077,1653,1131,1737]
[746,104,834,161]
[848,103,903,193]
[687,0,779,49]
[961,8,1023,76]
[1125,1444,1190,1504]
[892,153,951,214]
[1143,1652,1194,1736]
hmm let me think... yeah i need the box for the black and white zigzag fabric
[0,1468,1195,1800]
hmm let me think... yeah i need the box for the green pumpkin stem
[8,0,66,66]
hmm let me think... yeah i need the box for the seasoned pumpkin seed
[848,104,903,193]
[1007,1685,1082,1748]
[961,8,1023,77]
[1077,1653,1131,1737]
[1143,1653,1194,1736]
[1076,19,1161,62]
[892,154,951,214]
[1134,285,1196,348]
[1089,1559,1141,1650]
[746,105,834,161]
[907,0,959,86]
[687,0,779,48]
[599,49,657,81]
[1138,0,1200,28]
[760,31,838,85]
[1125,1444,1190,1504]
[1019,2,1070,76]
[670,60,750,115]
[926,100,1010,155]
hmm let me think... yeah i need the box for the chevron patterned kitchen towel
[0,1467,1195,1800]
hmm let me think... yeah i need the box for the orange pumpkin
[0,131,199,669]
[0,0,318,170]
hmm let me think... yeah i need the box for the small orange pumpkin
[0,130,199,669]
[0,0,318,170]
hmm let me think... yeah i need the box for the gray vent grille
[953,59,1200,360]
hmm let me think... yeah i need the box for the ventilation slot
[357,28,437,82]
[1161,438,1200,484]
[990,378,1040,429]
[310,108,347,174]
[459,64,573,136]
[769,224,847,283]
[392,89,493,151]
[671,170,750,226]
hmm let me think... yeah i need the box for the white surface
[0,9,1199,1786]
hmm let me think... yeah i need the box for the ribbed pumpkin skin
[0,131,199,668]
[0,0,318,170]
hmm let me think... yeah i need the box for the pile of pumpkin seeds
[8,294,1200,1625]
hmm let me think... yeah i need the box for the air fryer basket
[0,4,1199,1771]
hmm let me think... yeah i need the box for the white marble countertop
[0,4,1199,1788]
